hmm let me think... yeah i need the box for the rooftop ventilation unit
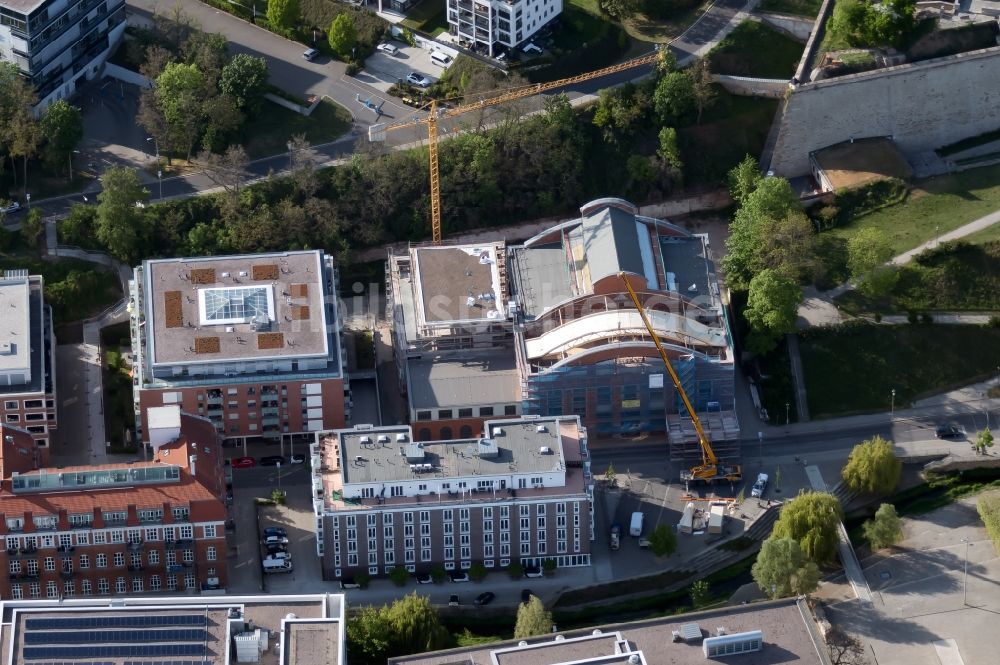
[535,425,547,433]
[672,623,702,643]
[702,630,762,658]
[628,656,640,665]
[478,438,499,459]
[539,446,552,455]
[377,435,390,445]
[404,443,426,462]
[396,433,408,442]
[492,427,504,437]
[359,436,371,445]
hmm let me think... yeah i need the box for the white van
[263,558,294,574]
[629,511,644,537]
[430,51,453,67]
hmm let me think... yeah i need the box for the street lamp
[68,149,80,181]
[961,538,972,605]
[147,137,162,200]
[286,140,294,171]
[785,402,790,426]
[890,389,895,419]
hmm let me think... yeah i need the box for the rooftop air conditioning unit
[539,446,552,455]
[360,436,371,445]
[535,425,547,433]
[492,427,504,437]
[377,435,389,445]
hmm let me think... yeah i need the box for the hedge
[977,494,1000,555]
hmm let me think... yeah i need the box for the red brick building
[0,410,228,600]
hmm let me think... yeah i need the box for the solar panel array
[24,629,208,644]
[25,614,207,630]
[24,644,206,660]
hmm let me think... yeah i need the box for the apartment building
[0,269,56,463]
[310,415,594,581]
[0,0,126,108]
[446,0,562,56]
[0,592,345,665]
[0,408,228,600]
[130,250,349,447]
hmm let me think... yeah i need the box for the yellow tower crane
[619,272,742,484]
[368,49,667,242]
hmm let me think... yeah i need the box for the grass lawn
[622,0,711,43]
[707,20,804,79]
[555,0,611,47]
[243,99,353,160]
[824,163,1000,256]
[963,222,1000,245]
[757,0,823,16]
[399,0,448,36]
[799,323,1000,418]
[835,241,1000,314]
[0,253,121,324]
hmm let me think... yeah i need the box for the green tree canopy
[862,502,903,550]
[647,523,677,557]
[593,84,647,140]
[20,207,44,247]
[847,227,897,298]
[599,0,640,19]
[266,0,299,30]
[653,71,695,125]
[830,0,916,47]
[727,154,761,205]
[744,268,801,354]
[346,593,449,665]
[751,536,821,598]
[328,13,358,59]
[40,100,83,176]
[155,62,206,159]
[772,491,843,562]
[219,53,269,114]
[975,428,995,455]
[95,166,149,262]
[657,127,683,171]
[841,435,901,494]
[514,595,553,638]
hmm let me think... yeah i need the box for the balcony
[56,545,75,553]
[20,546,37,555]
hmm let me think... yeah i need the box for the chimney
[189,455,197,477]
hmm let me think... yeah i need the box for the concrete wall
[754,12,814,41]
[769,46,1000,176]
[103,62,151,88]
[712,74,788,98]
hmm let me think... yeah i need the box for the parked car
[448,594,460,607]
[263,535,289,547]
[266,550,292,561]
[450,572,470,583]
[302,48,319,61]
[751,472,769,498]
[638,538,651,549]
[1,201,21,214]
[416,573,434,584]
[290,453,306,464]
[263,527,287,539]
[231,456,255,469]
[610,524,621,551]
[474,592,495,606]
[524,566,544,579]
[936,422,966,439]
[339,579,361,589]
[259,455,286,466]
[406,72,431,87]
[520,589,533,604]
[376,42,399,55]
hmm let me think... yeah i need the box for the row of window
[7,508,191,532]
[9,573,202,599]
[2,399,53,411]
[8,546,207,573]
[415,405,518,421]
[4,524,208,549]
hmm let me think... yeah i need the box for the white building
[0,0,126,108]
[446,0,562,56]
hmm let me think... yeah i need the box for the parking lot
[357,41,449,94]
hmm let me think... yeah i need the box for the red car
[231,456,256,469]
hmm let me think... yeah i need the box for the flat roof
[510,243,575,319]
[659,236,711,300]
[143,251,331,366]
[0,273,46,398]
[338,417,568,485]
[286,619,341,665]
[0,276,31,377]
[812,137,913,191]
[408,351,520,409]
[413,246,504,323]
[390,599,824,665]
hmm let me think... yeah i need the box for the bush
[833,177,908,223]
[977,494,1000,555]
[270,489,287,504]
[468,562,488,582]
[388,565,409,587]
[507,562,524,579]
[542,558,557,573]
[355,571,371,588]
[430,564,447,583]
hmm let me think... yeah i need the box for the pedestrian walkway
[807,467,873,604]
[785,333,810,422]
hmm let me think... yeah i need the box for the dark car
[474,592,495,606]
[935,422,966,439]
[259,455,286,466]
[448,594,460,607]
[263,527,287,538]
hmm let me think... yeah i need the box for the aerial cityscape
[0,0,997,661]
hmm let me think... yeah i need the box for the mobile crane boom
[618,272,741,483]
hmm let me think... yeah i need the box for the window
[505,405,517,415]
[416,411,432,421]
[11,584,21,599]
[104,511,127,524]
[172,506,190,521]
[94,531,107,544]
[150,575,161,591]
[116,578,127,594]
[26,560,38,574]
[114,552,125,567]
[111,530,125,544]
[167,575,178,591]
[8,561,19,574]
[76,532,89,546]
[479,406,494,416]
[179,525,193,539]
[82,580,92,596]
[128,530,142,544]
[29,582,40,598]
[458,408,473,418]
[3,401,16,409]
[138,508,162,522]
[46,581,58,598]
[185,574,196,589]
[64,581,75,597]
[44,557,55,571]
[145,528,159,542]
[96,554,107,568]
[438,409,453,419]
[207,546,217,561]
[59,534,72,547]
[33,515,56,530]
[79,554,90,569]
[98,578,110,594]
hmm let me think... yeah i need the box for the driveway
[357,42,442,93]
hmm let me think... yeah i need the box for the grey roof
[338,418,568,485]
[0,276,31,377]
[0,273,47,398]
[659,236,711,299]
[407,351,520,410]
[510,243,575,319]
[581,206,644,285]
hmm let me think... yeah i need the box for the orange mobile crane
[368,49,669,243]
[619,272,742,484]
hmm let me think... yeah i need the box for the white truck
[262,557,294,574]
[629,511,644,537]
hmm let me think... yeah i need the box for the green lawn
[824,163,1000,256]
[963,222,1000,245]
[400,0,448,36]
[0,253,121,324]
[623,0,711,43]
[799,323,1000,418]
[707,20,804,79]
[757,0,823,17]
[243,99,353,160]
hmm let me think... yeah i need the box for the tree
[727,154,762,205]
[514,595,553,638]
[201,94,245,153]
[975,428,995,455]
[347,605,392,665]
[40,100,83,178]
[772,491,843,562]
[155,62,206,160]
[197,145,249,198]
[826,628,866,665]
[267,0,299,30]
[653,71,695,125]
[599,0,640,19]
[219,53,269,114]
[647,523,677,557]
[468,561,488,581]
[862,502,903,550]
[657,127,683,171]
[689,580,711,608]
[181,31,229,87]
[58,204,97,246]
[744,269,801,354]
[847,227,897,298]
[507,562,524,579]
[593,85,647,140]
[842,435,901,494]
[328,13,358,59]
[604,462,617,486]
[139,44,173,82]
[20,207,43,247]
[689,58,716,124]
[95,166,149,262]
[388,565,409,586]
[385,593,449,654]
[430,564,447,583]
[751,536,821,598]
